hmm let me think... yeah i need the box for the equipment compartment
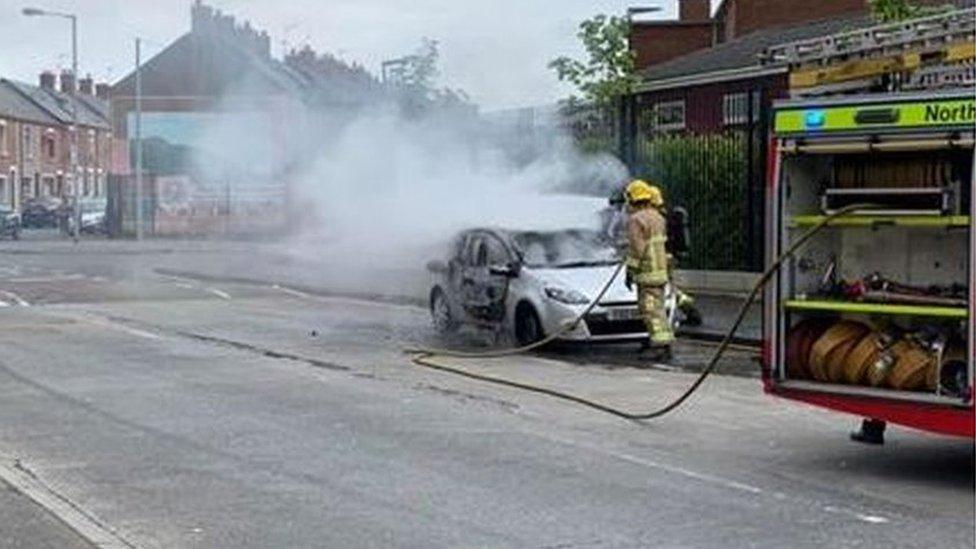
[774,142,973,404]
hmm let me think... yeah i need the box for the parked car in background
[20,197,62,229]
[0,204,21,240]
[67,199,108,235]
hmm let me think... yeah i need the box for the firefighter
[623,179,674,357]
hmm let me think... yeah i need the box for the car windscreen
[512,230,618,269]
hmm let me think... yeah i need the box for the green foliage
[549,14,638,108]
[868,0,952,22]
[639,133,753,270]
[399,38,440,94]
[396,38,477,118]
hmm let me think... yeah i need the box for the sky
[0,0,691,110]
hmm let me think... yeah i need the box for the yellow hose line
[407,204,869,421]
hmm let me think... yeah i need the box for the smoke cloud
[283,104,630,299]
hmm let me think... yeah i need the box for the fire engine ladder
[761,8,976,97]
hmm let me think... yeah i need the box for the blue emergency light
[804,110,826,129]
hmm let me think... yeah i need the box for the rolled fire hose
[786,318,832,380]
[842,331,884,385]
[808,321,869,382]
[406,204,871,422]
[887,341,936,391]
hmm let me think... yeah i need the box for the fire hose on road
[406,205,870,421]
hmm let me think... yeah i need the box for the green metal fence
[627,95,767,272]
[634,130,762,271]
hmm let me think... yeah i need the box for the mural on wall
[128,111,285,207]
[127,111,287,234]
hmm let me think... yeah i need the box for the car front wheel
[430,288,458,334]
[514,303,545,347]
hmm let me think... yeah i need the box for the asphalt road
[0,236,972,548]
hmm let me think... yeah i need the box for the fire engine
[761,8,975,440]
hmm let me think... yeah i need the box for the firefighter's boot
[850,418,886,445]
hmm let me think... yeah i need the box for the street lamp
[135,38,143,240]
[22,6,81,242]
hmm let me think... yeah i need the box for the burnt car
[427,227,648,345]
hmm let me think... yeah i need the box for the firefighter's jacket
[626,206,669,286]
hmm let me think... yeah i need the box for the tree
[869,0,951,22]
[549,14,637,108]
[391,38,476,118]
[397,38,440,97]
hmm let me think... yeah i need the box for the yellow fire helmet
[625,180,664,207]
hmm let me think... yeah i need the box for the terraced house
[0,70,113,211]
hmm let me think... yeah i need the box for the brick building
[108,1,382,235]
[628,0,973,134]
[0,71,112,211]
[629,0,715,72]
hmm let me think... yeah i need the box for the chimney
[258,30,271,59]
[95,83,110,100]
[78,75,94,95]
[39,71,56,90]
[679,0,710,21]
[59,70,75,94]
[191,0,214,34]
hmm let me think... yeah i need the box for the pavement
[0,234,971,548]
[0,478,93,549]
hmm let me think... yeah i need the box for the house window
[652,100,686,132]
[723,91,762,126]
[0,176,6,204]
[23,127,33,159]
[42,135,56,158]
[0,122,6,156]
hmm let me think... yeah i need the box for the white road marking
[157,273,200,285]
[823,505,891,524]
[857,514,891,524]
[0,290,30,307]
[0,457,132,549]
[72,314,162,341]
[533,431,764,495]
[271,284,311,299]
[0,300,9,307]
[160,274,231,300]
[7,273,86,283]
[206,288,232,300]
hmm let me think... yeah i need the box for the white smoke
[283,105,629,299]
[293,108,627,246]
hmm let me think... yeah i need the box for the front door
[459,233,511,323]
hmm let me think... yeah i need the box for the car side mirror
[489,262,520,278]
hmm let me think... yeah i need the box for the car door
[459,232,512,323]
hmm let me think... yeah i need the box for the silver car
[427,227,649,345]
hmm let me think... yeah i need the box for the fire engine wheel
[430,288,458,334]
[514,303,544,346]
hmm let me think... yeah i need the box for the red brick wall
[631,22,715,72]
[679,0,711,21]
[719,0,866,41]
[718,0,960,41]
[638,73,788,133]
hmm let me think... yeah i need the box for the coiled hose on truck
[406,205,867,421]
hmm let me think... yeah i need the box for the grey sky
[0,0,690,110]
